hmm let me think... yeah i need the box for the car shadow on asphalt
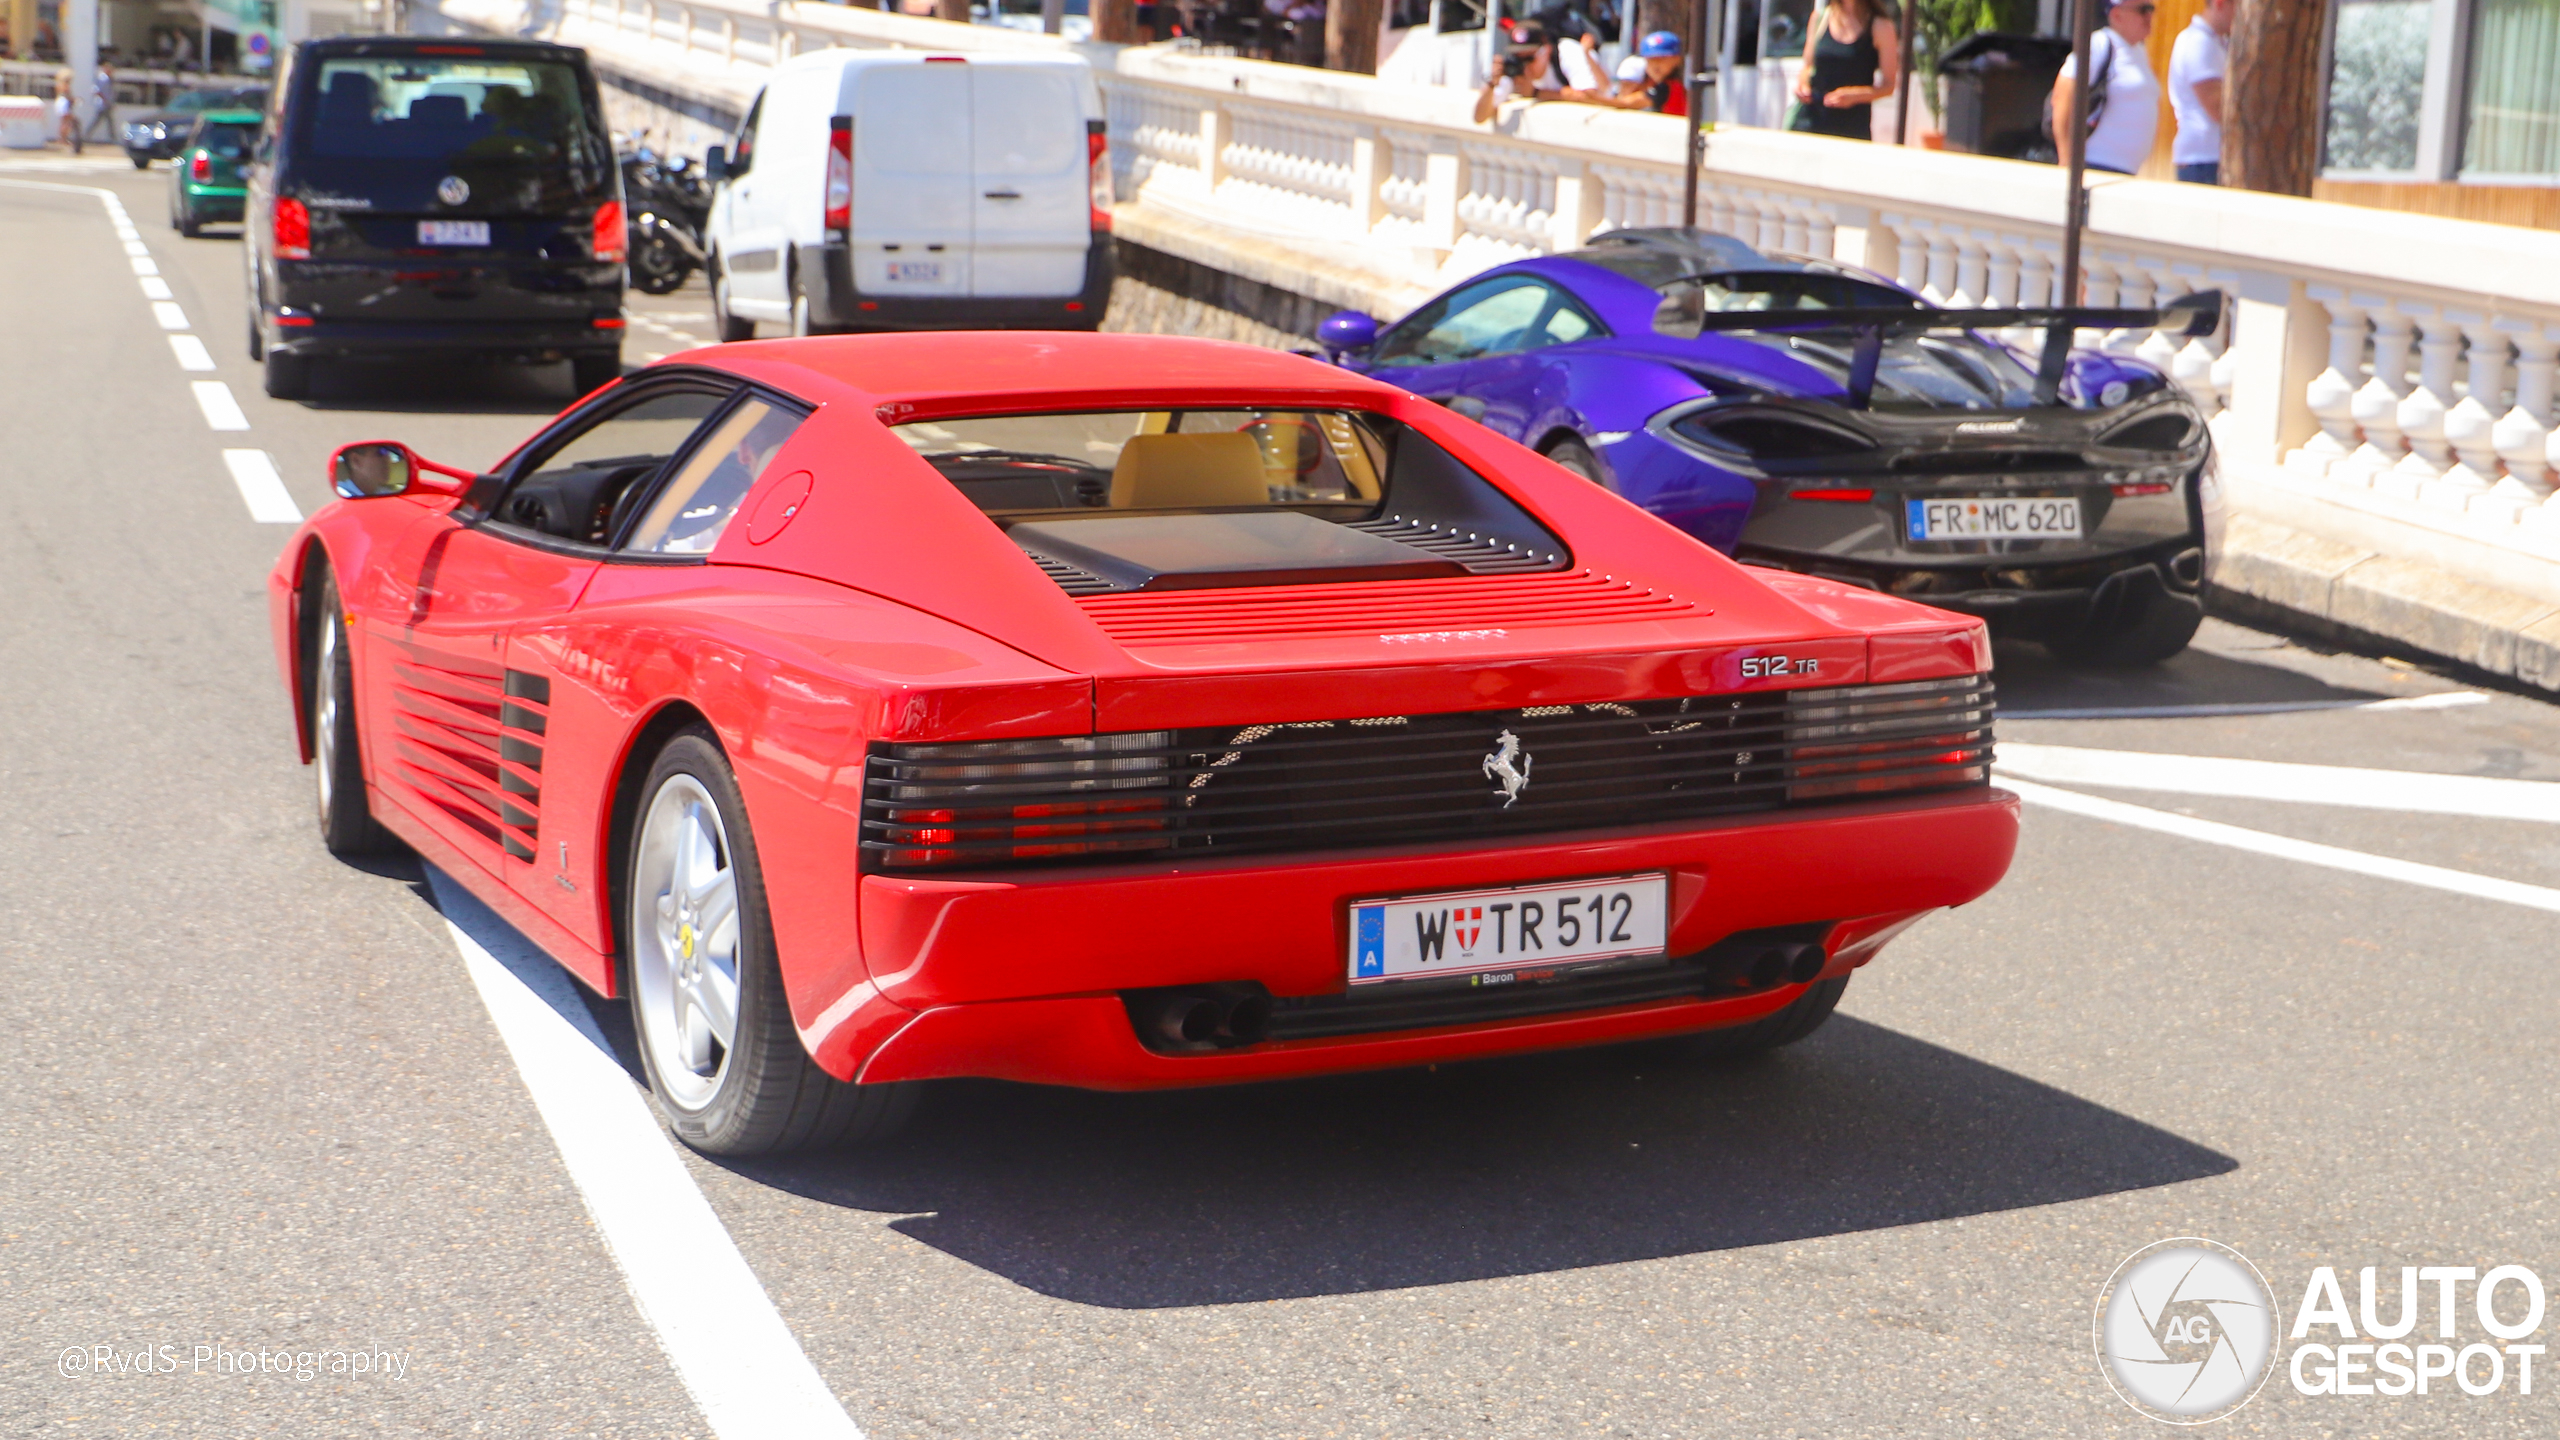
[716,1022,2236,1308]
[293,357,592,415]
[1988,625,2409,716]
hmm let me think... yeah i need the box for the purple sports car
[1318,228,2224,665]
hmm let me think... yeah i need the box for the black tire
[788,261,831,338]
[246,306,264,361]
[310,569,399,858]
[1542,436,1610,488]
[624,730,918,1154]
[2045,591,2204,667]
[131,153,150,170]
[630,235,688,295]
[572,351,623,395]
[177,207,202,239]
[264,348,309,400]
[711,258,754,342]
[1697,976,1848,1057]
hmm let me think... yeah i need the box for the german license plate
[417,219,490,246]
[886,259,944,283]
[1349,873,1668,985]
[1907,495,2082,540]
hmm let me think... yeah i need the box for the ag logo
[2095,1238,2281,1424]
[437,175,470,206]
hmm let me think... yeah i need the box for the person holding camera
[1606,31,1689,116]
[1474,18,1606,124]
[1788,0,1900,142]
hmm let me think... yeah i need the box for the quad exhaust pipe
[1714,936,1831,993]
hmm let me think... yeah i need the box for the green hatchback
[170,111,263,237]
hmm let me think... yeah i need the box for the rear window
[1650,270,1923,338]
[198,122,259,158]
[302,56,597,165]
[891,409,1387,515]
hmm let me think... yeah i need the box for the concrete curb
[2210,511,2560,694]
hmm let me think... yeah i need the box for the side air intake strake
[860,674,1995,870]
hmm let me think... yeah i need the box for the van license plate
[886,260,944,283]
[1349,874,1668,985]
[1907,496,2083,540]
[418,220,490,246]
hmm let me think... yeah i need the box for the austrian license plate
[1349,873,1669,985]
[886,259,945,283]
[417,219,490,247]
[1907,495,2083,540]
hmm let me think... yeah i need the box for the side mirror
[2159,289,2224,339]
[1317,310,1379,358]
[702,144,727,182]
[331,441,471,499]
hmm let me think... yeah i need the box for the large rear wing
[1668,291,2226,407]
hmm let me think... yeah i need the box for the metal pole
[1682,0,1708,227]
[2036,0,2097,402]
[1893,0,1913,145]
[67,0,95,153]
[2057,0,2095,306]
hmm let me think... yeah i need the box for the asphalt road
[8,156,2560,1439]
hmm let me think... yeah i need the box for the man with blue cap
[1607,30,1688,116]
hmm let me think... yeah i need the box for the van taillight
[190,152,211,181]
[592,199,625,263]
[825,116,852,234]
[274,196,310,259]
[1087,122,1112,232]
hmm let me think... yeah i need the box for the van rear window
[303,57,595,164]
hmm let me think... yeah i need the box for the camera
[1500,46,1538,77]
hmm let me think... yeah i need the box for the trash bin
[1936,32,2074,161]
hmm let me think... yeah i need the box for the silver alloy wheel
[631,774,743,1109]
[313,606,341,817]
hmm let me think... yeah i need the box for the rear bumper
[180,188,245,218]
[268,316,623,361]
[1740,539,2206,640]
[807,234,1114,331]
[816,786,2019,1086]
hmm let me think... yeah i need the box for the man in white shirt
[2167,0,2233,184]
[1474,18,1605,124]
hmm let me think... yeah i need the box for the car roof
[684,332,1412,417]
[296,35,587,59]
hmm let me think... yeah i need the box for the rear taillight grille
[592,199,624,264]
[861,674,1995,870]
[274,196,309,259]
[825,116,853,233]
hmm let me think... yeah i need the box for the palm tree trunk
[2224,0,2328,195]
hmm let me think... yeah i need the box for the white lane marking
[191,380,250,431]
[123,239,149,256]
[140,275,174,300]
[169,334,216,371]
[221,450,302,523]
[2003,692,2488,720]
[1995,743,2560,824]
[429,873,867,1440]
[2004,777,2560,914]
[130,255,158,275]
[152,300,190,331]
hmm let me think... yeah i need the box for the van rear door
[850,61,972,299]
[968,62,1089,300]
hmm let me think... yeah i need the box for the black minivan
[244,36,625,399]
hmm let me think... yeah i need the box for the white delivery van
[702,49,1114,338]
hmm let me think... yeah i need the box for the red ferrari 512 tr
[269,334,2018,1154]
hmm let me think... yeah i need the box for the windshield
[892,409,1388,515]
[302,56,598,165]
[1772,332,2042,410]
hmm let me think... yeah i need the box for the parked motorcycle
[619,145,713,295]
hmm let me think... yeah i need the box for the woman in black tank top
[1790,0,1901,141]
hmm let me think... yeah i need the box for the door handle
[982,189,1022,200]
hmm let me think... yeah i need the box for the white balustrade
[2338,307,2415,484]
[2431,313,2508,508]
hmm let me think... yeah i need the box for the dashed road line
[151,300,190,330]
[2005,777,2560,914]
[140,276,173,300]
[191,380,250,431]
[129,254,157,275]
[1996,743,2560,823]
[2002,692,2488,720]
[222,450,303,523]
[169,335,216,371]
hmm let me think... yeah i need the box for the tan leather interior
[1108,432,1272,509]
